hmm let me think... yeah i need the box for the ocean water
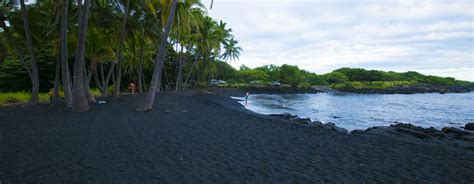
[236,92,474,131]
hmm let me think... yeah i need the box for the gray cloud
[204,0,473,81]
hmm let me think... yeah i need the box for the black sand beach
[1,89,473,183]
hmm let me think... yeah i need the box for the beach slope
[0,90,473,183]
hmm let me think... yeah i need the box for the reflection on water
[239,92,474,131]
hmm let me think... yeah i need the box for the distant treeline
[1,60,471,92]
[216,64,473,90]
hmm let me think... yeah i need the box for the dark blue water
[237,92,474,131]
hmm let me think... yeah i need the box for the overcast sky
[202,0,473,81]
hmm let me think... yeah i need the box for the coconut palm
[72,0,91,112]
[19,0,40,105]
[59,0,73,107]
[221,38,241,62]
[136,0,179,111]
[171,0,206,90]
[0,6,33,82]
[112,0,131,99]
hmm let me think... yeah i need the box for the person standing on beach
[245,92,250,105]
[128,82,136,95]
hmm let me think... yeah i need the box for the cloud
[203,0,474,81]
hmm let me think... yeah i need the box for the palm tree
[221,38,241,62]
[0,11,33,83]
[113,0,131,99]
[85,25,115,97]
[19,0,40,105]
[172,0,205,90]
[72,0,91,112]
[136,0,178,111]
[60,0,73,107]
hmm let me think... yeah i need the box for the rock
[394,127,430,139]
[388,123,446,139]
[311,121,324,126]
[464,123,474,131]
[442,127,471,139]
[269,113,297,120]
[296,118,312,125]
[325,122,348,133]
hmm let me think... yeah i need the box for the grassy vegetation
[0,92,50,105]
[0,89,103,105]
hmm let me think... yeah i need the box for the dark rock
[442,127,471,140]
[296,118,312,125]
[464,123,474,131]
[269,113,297,120]
[387,123,448,139]
[325,122,348,133]
[394,127,430,139]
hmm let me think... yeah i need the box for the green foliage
[0,92,49,105]
[228,66,471,90]
[255,64,281,81]
[325,72,349,84]
[279,64,305,87]
[235,69,269,83]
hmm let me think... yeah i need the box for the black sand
[1,89,473,183]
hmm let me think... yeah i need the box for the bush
[326,72,349,84]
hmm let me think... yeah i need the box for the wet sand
[0,89,473,183]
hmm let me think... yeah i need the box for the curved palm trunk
[136,0,178,111]
[142,67,147,91]
[72,0,91,112]
[175,45,185,90]
[113,0,131,99]
[20,0,40,105]
[83,64,96,103]
[60,0,73,107]
[0,20,33,80]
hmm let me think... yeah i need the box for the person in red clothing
[128,82,136,95]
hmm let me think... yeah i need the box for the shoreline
[1,89,473,183]
[216,88,474,135]
[241,84,474,95]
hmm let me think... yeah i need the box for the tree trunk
[113,0,131,99]
[175,45,185,90]
[183,58,198,89]
[20,0,40,105]
[94,63,104,95]
[94,68,103,94]
[100,63,105,86]
[0,21,33,80]
[137,37,145,93]
[142,68,146,91]
[162,62,169,91]
[60,0,73,107]
[103,62,116,97]
[111,66,116,86]
[71,0,91,112]
[136,0,178,111]
[83,65,96,103]
[52,55,62,105]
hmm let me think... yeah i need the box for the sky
[202,0,474,81]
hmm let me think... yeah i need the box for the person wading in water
[245,91,250,105]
